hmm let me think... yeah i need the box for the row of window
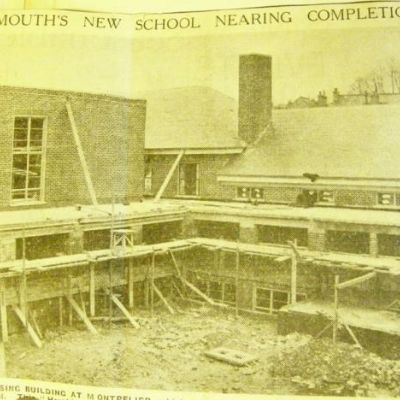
[196,219,400,257]
[237,186,400,207]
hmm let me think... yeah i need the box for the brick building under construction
[1,54,400,358]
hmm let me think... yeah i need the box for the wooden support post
[333,274,339,344]
[154,150,185,201]
[12,305,43,348]
[150,251,155,317]
[31,310,43,340]
[336,272,376,290]
[0,341,6,377]
[290,239,298,305]
[89,263,95,317]
[109,261,113,328]
[65,101,98,206]
[344,323,362,348]
[0,284,7,343]
[128,259,134,311]
[104,289,140,328]
[67,275,73,326]
[235,247,240,318]
[65,295,98,334]
[153,283,175,315]
[58,297,63,328]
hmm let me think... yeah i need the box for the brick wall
[147,154,235,200]
[0,86,145,209]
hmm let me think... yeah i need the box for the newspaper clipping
[0,0,400,399]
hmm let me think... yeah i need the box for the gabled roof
[222,103,400,180]
[143,86,244,151]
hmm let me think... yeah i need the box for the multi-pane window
[237,187,264,201]
[318,190,334,204]
[12,117,45,202]
[254,287,306,313]
[377,193,396,206]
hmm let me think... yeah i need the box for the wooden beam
[89,263,95,317]
[150,251,155,316]
[12,305,43,348]
[65,295,98,334]
[290,239,297,305]
[104,289,140,328]
[336,272,376,290]
[65,101,98,206]
[0,341,6,377]
[0,283,8,343]
[128,259,134,310]
[152,283,175,315]
[274,255,291,263]
[343,323,362,348]
[333,275,339,344]
[154,149,185,201]
[235,246,240,318]
[182,278,228,308]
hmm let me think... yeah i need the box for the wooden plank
[150,251,155,317]
[30,311,43,340]
[290,239,297,305]
[0,283,8,343]
[12,305,43,348]
[65,295,98,334]
[182,278,228,308]
[65,101,98,206]
[337,272,376,290]
[128,260,134,310]
[235,247,240,318]
[0,341,6,377]
[344,323,362,348]
[274,255,291,263]
[89,263,95,317]
[152,283,175,315]
[333,275,339,344]
[154,150,185,201]
[104,289,140,328]
[59,297,63,327]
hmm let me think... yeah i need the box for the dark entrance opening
[179,163,198,196]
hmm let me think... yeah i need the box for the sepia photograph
[0,1,400,399]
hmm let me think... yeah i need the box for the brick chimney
[238,54,272,144]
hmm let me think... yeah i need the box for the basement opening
[257,225,308,247]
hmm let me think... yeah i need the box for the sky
[0,26,399,104]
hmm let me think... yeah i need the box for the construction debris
[204,347,257,366]
[271,338,400,396]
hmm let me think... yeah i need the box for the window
[254,287,306,313]
[318,190,334,204]
[144,163,152,194]
[178,163,199,196]
[377,234,400,257]
[257,225,308,247]
[377,193,396,206]
[237,187,264,201]
[12,117,46,202]
[326,230,370,254]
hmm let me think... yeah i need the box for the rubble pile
[271,338,400,396]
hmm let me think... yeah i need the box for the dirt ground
[5,302,307,395]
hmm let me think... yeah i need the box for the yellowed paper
[0,1,399,399]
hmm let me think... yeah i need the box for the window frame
[11,116,47,205]
[317,189,335,205]
[236,186,265,202]
[178,162,199,197]
[376,192,398,208]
